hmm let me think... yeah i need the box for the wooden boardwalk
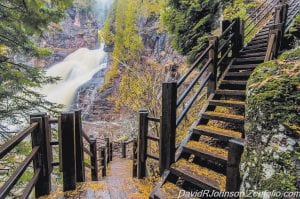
[43,158,151,199]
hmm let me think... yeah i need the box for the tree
[0,0,72,138]
[161,0,219,62]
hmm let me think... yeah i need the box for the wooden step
[247,39,268,46]
[215,89,246,97]
[170,159,226,191]
[153,182,184,199]
[226,71,252,77]
[241,47,267,54]
[240,52,266,58]
[251,35,269,42]
[208,99,245,108]
[235,57,265,64]
[219,80,247,90]
[183,141,228,164]
[230,64,256,71]
[193,125,242,141]
[202,111,244,123]
[245,43,268,50]
[256,29,270,36]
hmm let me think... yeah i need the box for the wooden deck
[42,158,152,199]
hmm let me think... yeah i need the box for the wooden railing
[136,17,244,179]
[136,0,298,180]
[136,110,160,178]
[265,1,293,60]
[0,110,113,198]
[244,0,280,40]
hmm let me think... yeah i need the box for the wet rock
[240,48,300,193]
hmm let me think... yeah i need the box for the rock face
[240,48,300,194]
[37,7,100,67]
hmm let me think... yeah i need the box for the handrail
[21,168,41,199]
[177,44,212,87]
[219,21,236,40]
[0,122,38,159]
[245,0,270,22]
[285,0,300,32]
[245,0,279,37]
[0,146,39,198]
[147,117,160,122]
[83,146,93,157]
[82,130,92,144]
[218,45,233,66]
[245,0,278,28]
[218,33,234,53]
[176,72,211,126]
[176,58,212,107]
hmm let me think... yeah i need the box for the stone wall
[240,48,300,196]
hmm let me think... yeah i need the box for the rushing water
[42,0,112,110]
[42,46,107,108]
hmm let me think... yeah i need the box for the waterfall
[42,46,107,109]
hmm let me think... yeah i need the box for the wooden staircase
[150,0,299,197]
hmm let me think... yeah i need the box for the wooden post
[74,110,85,182]
[105,138,110,164]
[226,139,244,191]
[90,136,98,181]
[60,112,76,191]
[100,146,106,177]
[137,109,148,178]
[132,139,138,178]
[232,18,242,57]
[207,36,218,97]
[160,82,177,175]
[265,28,279,61]
[30,113,51,197]
[109,142,113,161]
[121,142,126,158]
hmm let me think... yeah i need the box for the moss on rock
[240,48,300,197]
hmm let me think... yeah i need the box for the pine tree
[0,0,72,138]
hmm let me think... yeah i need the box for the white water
[41,0,113,109]
[42,46,107,108]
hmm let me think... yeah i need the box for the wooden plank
[74,110,85,182]
[30,113,52,197]
[202,111,244,123]
[90,136,98,181]
[138,109,148,178]
[60,112,76,191]
[160,82,177,175]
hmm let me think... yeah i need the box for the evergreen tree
[0,0,72,138]
[161,0,220,62]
